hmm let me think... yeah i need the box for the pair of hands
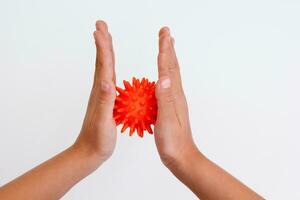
[63,21,263,200]
[74,20,197,169]
[0,20,263,200]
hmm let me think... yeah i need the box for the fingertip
[95,20,108,32]
[159,26,170,37]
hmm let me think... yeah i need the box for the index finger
[93,20,115,84]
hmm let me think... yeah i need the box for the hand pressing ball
[113,77,157,137]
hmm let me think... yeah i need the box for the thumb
[95,80,116,120]
[155,76,177,121]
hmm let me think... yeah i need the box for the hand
[154,27,263,200]
[0,20,118,200]
[74,20,117,164]
[154,27,199,168]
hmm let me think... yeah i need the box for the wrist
[70,142,105,170]
[167,143,204,175]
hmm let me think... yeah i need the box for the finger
[158,27,189,125]
[168,34,188,111]
[158,27,183,95]
[169,35,181,85]
[157,27,171,78]
[159,26,170,38]
[93,20,115,85]
[155,76,177,123]
[94,80,116,121]
[96,20,108,32]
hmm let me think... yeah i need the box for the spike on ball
[113,77,158,137]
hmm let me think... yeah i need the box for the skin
[154,27,264,200]
[0,20,263,200]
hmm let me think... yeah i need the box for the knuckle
[169,64,179,71]
[157,89,174,103]
[164,91,174,103]
[98,92,112,105]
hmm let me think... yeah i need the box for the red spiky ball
[113,77,157,137]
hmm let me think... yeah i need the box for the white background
[0,0,300,199]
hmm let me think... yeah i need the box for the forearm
[168,147,263,200]
[0,144,102,200]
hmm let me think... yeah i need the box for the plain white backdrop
[0,0,299,199]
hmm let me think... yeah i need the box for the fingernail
[160,78,171,89]
[101,80,111,92]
